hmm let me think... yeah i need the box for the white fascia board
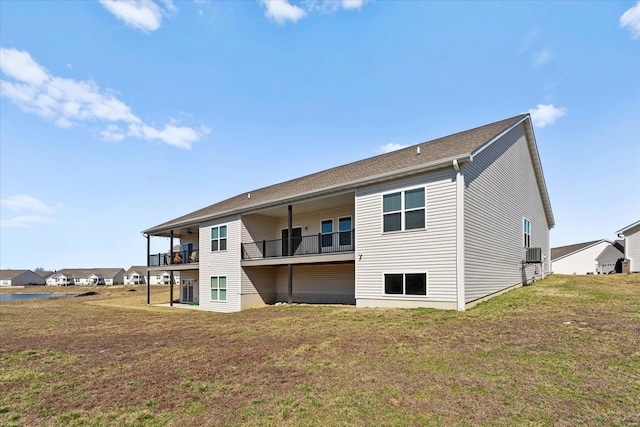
[144,154,472,235]
[616,219,640,236]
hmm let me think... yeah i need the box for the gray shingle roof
[51,268,124,280]
[125,266,148,275]
[145,114,532,234]
[551,240,605,261]
[0,270,30,280]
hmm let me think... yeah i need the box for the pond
[0,293,80,302]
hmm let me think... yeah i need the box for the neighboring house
[149,271,181,285]
[143,114,554,312]
[551,240,624,275]
[0,270,46,286]
[617,219,640,272]
[35,270,55,281]
[124,266,147,285]
[46,269,125,286]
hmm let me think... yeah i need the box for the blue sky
[1,0,639,270]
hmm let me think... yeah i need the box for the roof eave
[616,219,640,236]
[144,153,473,235]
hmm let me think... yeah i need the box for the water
[0,293,79,302]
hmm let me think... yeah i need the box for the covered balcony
[240,192,355,267]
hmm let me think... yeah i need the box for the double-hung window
[384,273,427,296]
[210,276,227,301]
[523,218,531,248]
[321,220,333,248]
[211,225,227,251]
[339,217,352,246]
[383,187,425,232]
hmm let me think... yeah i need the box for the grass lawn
[1,275,639,426]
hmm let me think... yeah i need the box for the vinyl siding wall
[624,223,640,272]
[275,263,355,304]
[199,216,241,312]
[463,123,550,302]
[551,241,610,275]
[241,266,277,306]
[355,171,458,305]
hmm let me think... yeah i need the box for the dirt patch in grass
[1,276,639,426]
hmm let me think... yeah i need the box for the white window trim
[210,275,227,302]
[382,272,429,298]
[211,225,228,252]
[321,218,334,248]
[381,186,427,234]
[523,218,531,248]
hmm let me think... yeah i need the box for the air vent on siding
[526,247,542,264]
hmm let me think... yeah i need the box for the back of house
[143,114,554,313]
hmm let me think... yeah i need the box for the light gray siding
[463,123,550,302]
[198,216,242,313]
[355,171,458,304]
[624,223,640,272]
[275,263,355,304]
[241,266,277,302]
[273,205,354,239]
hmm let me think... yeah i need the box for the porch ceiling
[250,192,355,218]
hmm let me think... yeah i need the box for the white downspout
[453,159,466,312]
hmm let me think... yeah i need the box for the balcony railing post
[262,240,266,258]
[318,233,322,254]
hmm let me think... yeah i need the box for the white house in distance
[143,114,554,312]
[551,240,625,275]
[617,219,640,273]
[124,266,147,285]
[46,268,125,286]
[0,270,46,286]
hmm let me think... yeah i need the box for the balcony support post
[170,230,174,307]
[146,234,150,305]
[288,205,293,304]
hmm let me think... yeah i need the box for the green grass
[0,276,639,426]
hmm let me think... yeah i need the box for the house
[551,240,624,275]
[0,270,46,286]
[616,219,640,272]
[143,114,554,312]
[124,266,147,285]
[35,270,55,281]
[46,268,125,286]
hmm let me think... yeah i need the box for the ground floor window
[384,273,427,296]
[210,276,227,301]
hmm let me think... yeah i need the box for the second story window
[383,187,426,232]
[211,225,227,251]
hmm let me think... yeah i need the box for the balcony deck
[241,230,355,266]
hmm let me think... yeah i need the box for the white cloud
[1,194,57,215]
[0,195,60,229]
[0,215,56,229]
[100,124,126,142]
[378,143,407,154]
[99,0,164,32]
[128,123,207,149]
[620,2,640,39]
[527,104,567,128]
[0,47,204,149]
[531,48,554,67]
[342,0,364,10]
[260,0,306,24]
[0,47,49,85]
